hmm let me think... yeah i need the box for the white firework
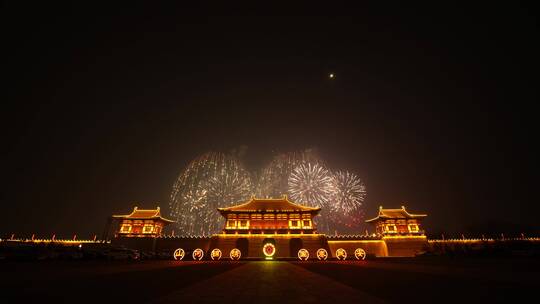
[329,171,366,214]
[169,149,368,236]
[288,163,333,208]
[169,152,253,236]
[257,149,322,198]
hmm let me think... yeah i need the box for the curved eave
[217,207,321,213]
[112,215,176,223]
[365,214,427,223]
[365,217,379,223]
[217,196,321,213]
[158,217,177,223]
[217,199,254,211]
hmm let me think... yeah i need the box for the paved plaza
[2,258,538,303]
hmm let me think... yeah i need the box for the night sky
[2,3,538,238]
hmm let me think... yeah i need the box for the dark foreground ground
[1,257,538,303]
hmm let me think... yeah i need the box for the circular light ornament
[173,248,185,260]
[354,248,366,260]
[316,248,328,261]
[192,248,204,261]
[263,243,276,258]
[336,248,347,260]
[298,249,309,261]
[210,248,222,260]
[230,248,241,260]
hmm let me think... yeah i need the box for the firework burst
[288,162,335,233]
[329,171,366,214]
[256,149,322,198]
[327,171,367,233]
[169,149,367,236]
[169,152,253,236]
[288,163,333,207]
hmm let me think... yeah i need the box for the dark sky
[2,3,538,238]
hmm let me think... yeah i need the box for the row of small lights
[328,235,380,239]
[432,233,537,240]
[1,234,99,242]
[429,237,540,243]
[172,246,367,261]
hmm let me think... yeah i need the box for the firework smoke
[169,152,252,236]
[169,149,367,236]
[287,162,335,232]
[256,149,322,198]
[329,171,366,214]
[327,171,367,233]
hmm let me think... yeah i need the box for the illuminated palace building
[110,207,175,237]
[109,196,429,260]
[218,196,320,235]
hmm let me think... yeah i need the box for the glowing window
[239,214,249,219]
[226,220,237,228]
[264,214,275,220]
[302,220,311,228]
[408,224,419,232]
[386,224,397,233]
[276,214,287,220]
[227,214,237,219]
[289,214,300,219]
[289,220,300,229]
[251,214,262,220]
[143,225,154,233]
[238,220,250,229]
[120,224,132,233]
[302,214,311,219]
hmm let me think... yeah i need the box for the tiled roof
[365,206,427,223]
[218,196,321,213]
[113,206,175,222]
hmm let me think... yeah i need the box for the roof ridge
[218,196,321,212]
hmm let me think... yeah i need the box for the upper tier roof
[365,206,427,223]
[218,195,321,213]
[113,206,175,222]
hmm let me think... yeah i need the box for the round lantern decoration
[336,248,347,260]
[192,248,204,261]
[263,243,276,258]
[210,248,222,260]
[173,248,185,260]
[298,249,309,261]
[316,248,328,261]
[354,248,366,260]
[230,248,241,260]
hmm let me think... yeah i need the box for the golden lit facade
[112,207,175,237]
[217,196,321,235]
[365,206,427,236]
[109,202,431,259]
